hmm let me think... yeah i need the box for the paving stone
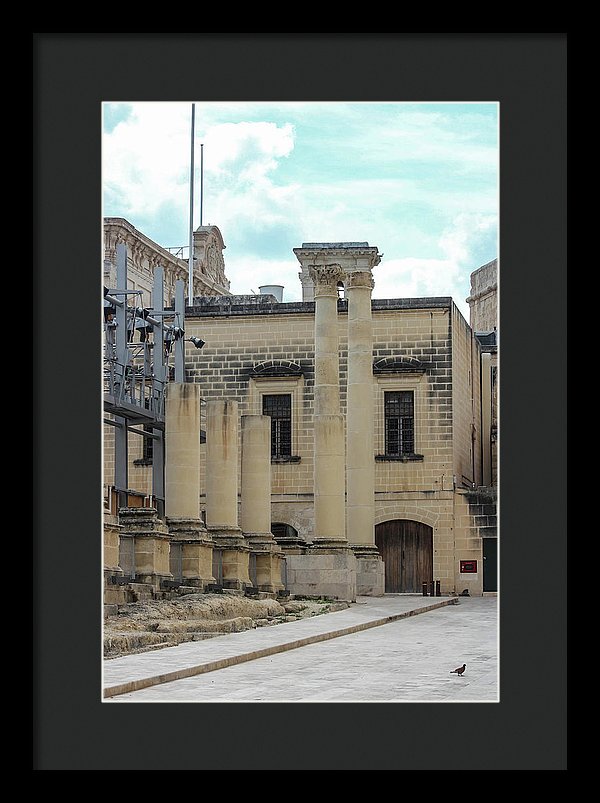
[105,596,497,702]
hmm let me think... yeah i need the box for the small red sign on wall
[460,560,477,573]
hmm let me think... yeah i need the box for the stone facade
[103,223,498,597]
[103,217,230,308]
[467,258,498,491]
[187,298,481,593]
[104,294,491,594]
[103,217,232,500]
[466,258,497,333]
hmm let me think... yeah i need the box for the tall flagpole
[188,103,196,307]
[200,143,204,227]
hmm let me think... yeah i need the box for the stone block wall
[285,551,357,601]
[467,258,498,333]
[452,488,497,596]
[372,305,454,494]
[102,297,491,594]
[103,300,478,530]
[451,304,482,488]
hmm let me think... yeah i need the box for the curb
[103,597,458,699]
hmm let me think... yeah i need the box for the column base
[310,538,352,555]
[274,535,309,555]
[134,572,173,589]
[246,533,286,593]
[118,508,172,586]
[103,512,123,577]
[348,543,381,558]
[209,526,251,589]
[348,544,385,596]
[285,551,357,602]
[168,518,215,587]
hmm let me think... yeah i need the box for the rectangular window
[142,425,154,462]
[262,394,292,458]
[385,391,415,455]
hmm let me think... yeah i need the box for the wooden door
[375,520,433,592]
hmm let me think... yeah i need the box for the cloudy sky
[103,102,498,319]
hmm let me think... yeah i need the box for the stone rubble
[104,593,349,658]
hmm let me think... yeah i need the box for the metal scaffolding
[103,242,187,518]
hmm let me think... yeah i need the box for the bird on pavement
[450,663,466,676]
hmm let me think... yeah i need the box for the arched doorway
[375,520,433,593]
[271,522,299,542]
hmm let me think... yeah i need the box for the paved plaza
[105,595,498,703]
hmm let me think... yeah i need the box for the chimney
[258,284,284,303]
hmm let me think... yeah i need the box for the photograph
[101,100,500,704]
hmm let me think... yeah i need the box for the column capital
[345,270,375,291]
[308,264,344,296]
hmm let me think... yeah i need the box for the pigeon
[450,663,466,676]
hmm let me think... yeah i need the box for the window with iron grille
[384,391,415,455]
[262,394,292,458]
[142,425,154,461]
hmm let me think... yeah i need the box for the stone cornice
[294,244,382,273]
[104,217,231,296]
[104,218,187,271]
[466,283,498,304]
[294,246,380,259]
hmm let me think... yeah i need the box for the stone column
[241,415,285,593]
[165,383,214,589]
[298,269,315,302]
[206,399,250,590]
[345,270,384,595]
[309,265,347,549]
[345,270,376,552]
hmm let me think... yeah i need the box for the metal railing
[166,246,189,259]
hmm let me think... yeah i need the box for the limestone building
[467,258,498,488]
[465,258,498,586]
[103,220,498,600]
[103,217,231,307]
[467,258,497,333]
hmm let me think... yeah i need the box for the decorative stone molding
[294,242,381,302]
[103,217,232,300]
[308,264,344,295]
[250,359,303,377]
[193,225,230,291]
[373,355,425,373]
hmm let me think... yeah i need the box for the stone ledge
[375,454,424,462]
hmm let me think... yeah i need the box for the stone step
[104,587,129,605]
[127,582,155,594]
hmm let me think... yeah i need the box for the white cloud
[103,102,498,319]
[103,104,296,237]
[439,212,497,265]
[224,256,301,302]
[103,103,191,217]
[373,257,458,301]
[373,212,498,319]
